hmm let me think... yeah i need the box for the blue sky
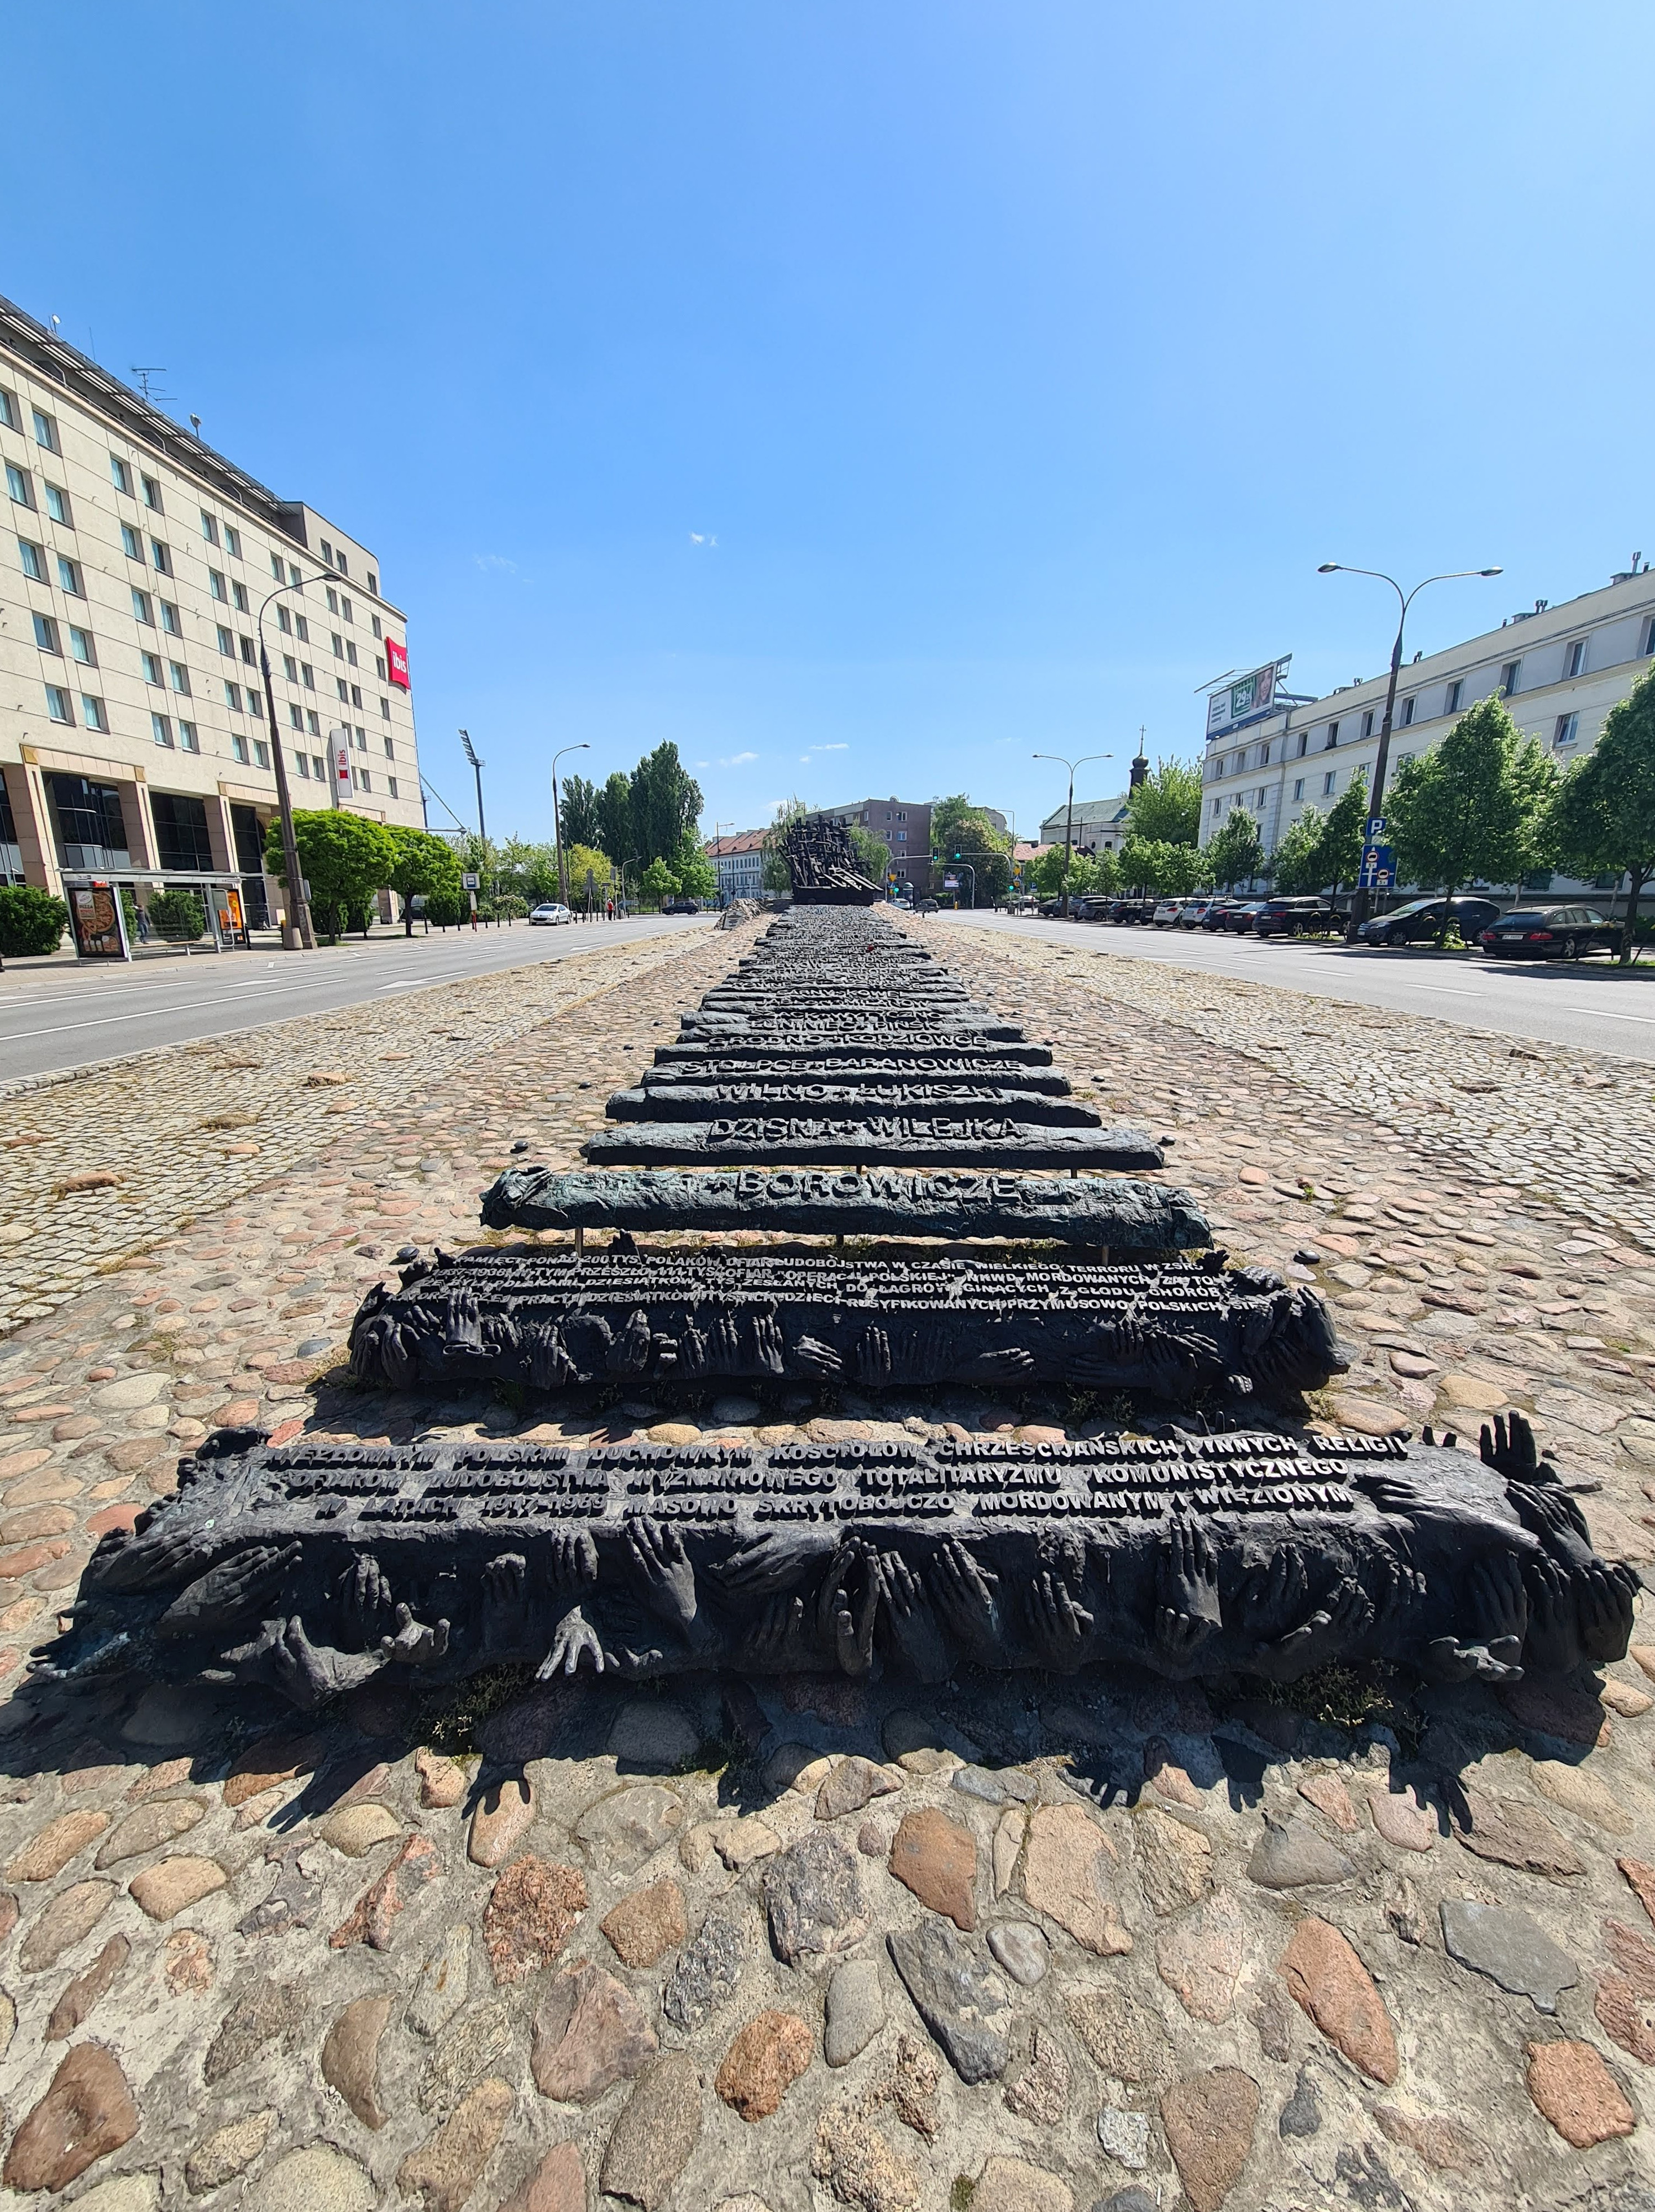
[6,2,1652,842]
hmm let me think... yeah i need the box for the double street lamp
[551,742,590,909]
[1032,751,1112,914]
[255,571,331,951]
[1317,562,1501,936]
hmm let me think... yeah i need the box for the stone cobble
[0,911,1643,2209]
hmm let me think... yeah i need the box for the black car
[1480,905,1622,959]
[1213,899,1267,934]
[1106,898,1157,924]
[1356,895,1500,948]
[1251,897,1337,939]
[663,897,702,914]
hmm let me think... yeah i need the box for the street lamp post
[1032,752,1112,915]
[619,855,642,916]
[255,572,329,952]
[551,742,591,911]
[1317,563,1502,937]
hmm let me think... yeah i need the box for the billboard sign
[386,637,410,690]
[1205,658,1291,742]
[332,732,353,805]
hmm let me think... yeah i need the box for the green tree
[559,773,602,851]
[264,809,396,943]
[1269,805,1324,895]
[1203,810,1265,890]
[672,827,717,902]
[1549,662,1655,962]
[847,825,892,888]
[1031,846,1070,897]
[385,825,463,935]
[1124,759,1202,847]
[762,799,807,893]
[930,794,1012,903]
[1315,772,1370,900]
[638,857,677,909]
[1387,699,1555,938]
[563,842,614,906]
[595,772,633,868]
[629,742,703,866]
[0,884,69,958]
[1118,836,1202,897]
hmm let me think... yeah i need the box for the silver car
[528,903,573,926]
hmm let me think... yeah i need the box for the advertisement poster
[386,637,411,689]
[70,882,128,960]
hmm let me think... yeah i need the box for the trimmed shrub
[0,884,70,957]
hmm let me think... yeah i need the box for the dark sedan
[1357,895,1499,948]
[1251,897,1337,939]
[1480,906,1622,958]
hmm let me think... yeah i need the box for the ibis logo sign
[385,637,411,690]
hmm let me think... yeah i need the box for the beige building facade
[0,293,422,931]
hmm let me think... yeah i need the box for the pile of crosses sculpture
[49,900,1636,1708]
[779,816,886,904]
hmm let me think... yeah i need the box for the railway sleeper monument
[44,870,1636,1707]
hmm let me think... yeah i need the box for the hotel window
[121,522,142,560]
[1500,658,1522,694]
[225,681,243,711]
[1396,753,1415,772]
[336,678,349,703]
[57,554,82,594]
[311,753,324,778]
[232,580,249,612]
[7,463,34,507]
[345,640,358,667]
[336,552,348,576]
[383,734,395,759]
[1554,712,1580,747]
[271,551,284,579]
[161,600,181,635]
[109,455,133,495]
[1644,617,1655,656]
[210,568,227,600]
[32,612,61,654]
[200,511,219,545]
[1322,770,1337,795]
[132,587,153,624]
[349,683,363,708]
[1445,678,1463,714]
[295,752,311,779]
[169,661,191,695]
[355,767,372,793]
[1360,710,1374,738]
[253,739,269,768]
[289,705,303,730]
[18,538,44,579]
[294,614,309,643]
[1564,638,1588,679]
[247,685,263,717]
[224,525,241,559]
[69,626,95,665]
[1211,796,1222,819]
[45,684,73,724]
[217,625,234,656]
[82,695,106,732]
[387,777,399,799]
[179,721,199,753]
[239,635,255,663]
[1398,696,1415,726]
[354,725,366,747]
[341,597,353,623]
[301,663,315,690]
[141,474,163,510]
[375,654,386,679]
[380,695,391,719]
[1291,778,1304,801]
[277,604,291,635]
[283,653,298,681]
[331,630,344,657]
[151,539,171,574]
[320,537,332,564]
[306,709,321,736]
[141,651,163,684]
[326,587,338,613]
[232,734,250,764]
[0,389,13,428]
[32,409,57,453]
[367,570,376,594]
[287,563,301,588]
[153,713,174,747]
[371,614,382,640]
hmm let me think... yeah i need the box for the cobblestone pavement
[0,913,1647,2211]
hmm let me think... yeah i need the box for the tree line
[1029,668,1655,961]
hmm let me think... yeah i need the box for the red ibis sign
[386,637,410,690]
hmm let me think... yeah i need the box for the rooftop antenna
[130,367,172,403]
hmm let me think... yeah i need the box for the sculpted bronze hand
[929,1539,1001,1665]
[626,1517,717,1655]
[874,1550,950,1683]
[1156,1517,1221,1665]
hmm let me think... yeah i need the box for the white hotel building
[1199,564,1655,890]
[0,293,422,929]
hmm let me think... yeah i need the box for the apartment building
[802,795,937,898]
[705,828,767,903]
[0,293,422,929]
[1198,564,1655,888]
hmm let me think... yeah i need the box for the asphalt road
[0,915,711,1083]
[942,910,1655,1062]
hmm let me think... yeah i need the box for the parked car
[663,897,702,914]
[1177,898,1222,929]
[916,898,940,914]
[528,902,573,926]
[1355,895,1500,948]
[1106,898,1156,924]
[1072,896,1114,921]
[1151,899,1187,927]
[1202,899,1255,932]
[1252,896,1337,939]
[1480,905,1622,959]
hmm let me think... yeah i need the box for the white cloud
[719,751,757,767]
[473,553,517,574]
[815,742,849,751]
[689,532,719,548]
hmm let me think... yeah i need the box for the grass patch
[1254,1661,1424,1759]
[418,1662,533,1756]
